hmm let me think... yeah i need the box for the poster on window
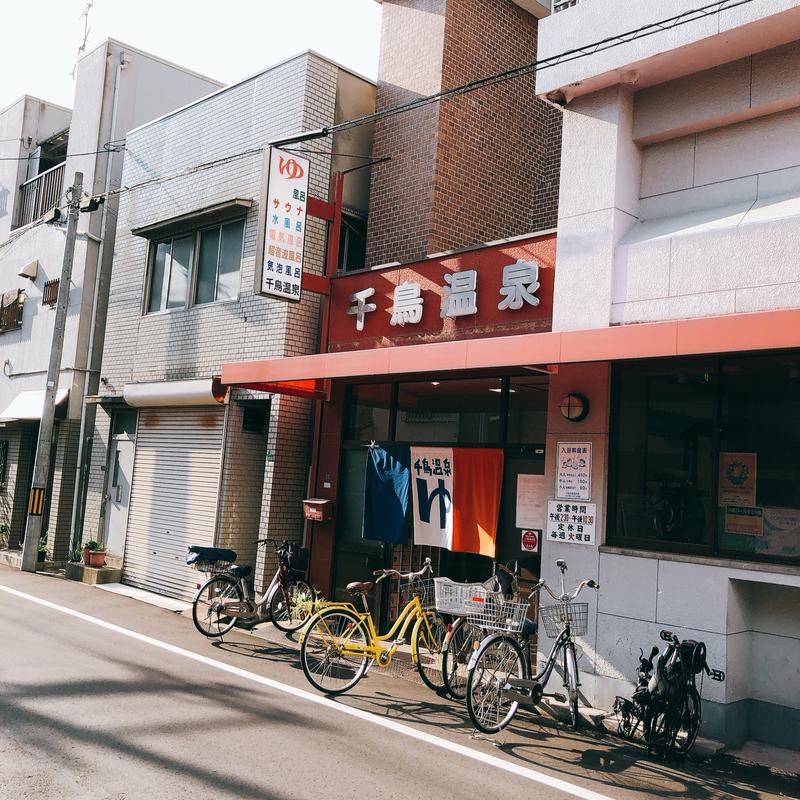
[515,473,546,529]
[547,500,596,545]
[718,452,757,506]
[260,147,310,303]
[556,442,591,501]
[724,505,764,536]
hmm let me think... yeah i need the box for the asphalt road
[0,566,796,800]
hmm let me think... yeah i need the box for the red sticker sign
[521,529,540,553]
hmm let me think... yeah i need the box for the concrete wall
[552,34,800,331]
[536,0,800,101]
[538,363,800,746]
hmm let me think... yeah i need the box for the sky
[0,0,382,112]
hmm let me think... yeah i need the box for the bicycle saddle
[186,545,237,564]
[346,580,374,594]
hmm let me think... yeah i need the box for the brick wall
[217,397,269,572]
[365,0,561,267]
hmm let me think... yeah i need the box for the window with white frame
[146,218,244,313]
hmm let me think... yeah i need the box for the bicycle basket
[185,546,235,575]
[466,594,531,633]
[399,576,435,610]
[433,577,492,616]
[539,602,589,638]
[286,545,310,572]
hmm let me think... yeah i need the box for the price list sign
[261,147,310,302]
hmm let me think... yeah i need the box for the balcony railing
[13,161,65,229]
[554,0,580,10]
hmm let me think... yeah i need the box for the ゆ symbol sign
[278,156,304,180]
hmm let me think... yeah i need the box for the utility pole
[21,172,83,573]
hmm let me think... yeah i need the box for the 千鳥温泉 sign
[260,147,310,302]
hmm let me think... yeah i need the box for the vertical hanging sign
[261,147,310,302]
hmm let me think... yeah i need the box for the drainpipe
[68,48,126,551]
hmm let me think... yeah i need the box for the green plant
[0,522,9,534]
[69,546,83,563]
[38,535,48,553]
[85,540,101,551]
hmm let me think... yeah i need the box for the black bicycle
[614,629,725,759]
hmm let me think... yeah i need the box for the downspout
[69,48,127,551]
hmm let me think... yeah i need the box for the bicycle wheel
[647,704,676,758]
[565,642,580,730]
[442,618,481,700]
[270,577,315,633]
[672,687,701,755]
[466,635,526,734]
[300,608,370,695]
[192,575,243,638]
[412,610,448,693]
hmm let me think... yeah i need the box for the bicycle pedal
[552,692,567,703]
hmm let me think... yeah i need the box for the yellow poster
[724,505,763,536]
[719,452,757,506]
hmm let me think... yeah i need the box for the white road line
[0,583,613,800]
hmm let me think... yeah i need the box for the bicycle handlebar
[373,557,432,583]
[527,576,600,602]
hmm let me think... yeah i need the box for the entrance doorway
[104,410,137,557]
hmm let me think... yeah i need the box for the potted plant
[69,545,83,564]
[83,539,107,568]
[37,535,48,563]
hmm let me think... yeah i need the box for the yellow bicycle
[299,558,447,695]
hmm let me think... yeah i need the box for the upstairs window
[145,219,244,314]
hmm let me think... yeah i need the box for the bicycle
[299,558,447,695]
[465,558,599,734]
[615,629,725,759]
[188,538,316,637]
[436,562,517,700]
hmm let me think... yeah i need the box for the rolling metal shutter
[122,406,225,600]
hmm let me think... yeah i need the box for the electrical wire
[60,0,756,205]
[327,0,756,134]
[0,144,124,162]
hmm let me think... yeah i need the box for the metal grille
[42,279,59,307]
[539,602,589,638]
[399,577,435,610]
[466,594,532,633]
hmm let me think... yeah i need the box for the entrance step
[0,549,65,571]
[65,562,122,585]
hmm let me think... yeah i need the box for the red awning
[221,308,800,391]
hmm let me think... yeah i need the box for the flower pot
[83,546,91,566]
[87,549,106,568]
[37,550,47,563]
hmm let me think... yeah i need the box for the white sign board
[547,500,596,546]
[556,441,591,501]
[515,473,545,529]
[261,147,310,302]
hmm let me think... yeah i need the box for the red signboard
[328,233,555,352]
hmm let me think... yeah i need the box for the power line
[328,0,755,134]
[88,0,752,204]
[0,144,123,163]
